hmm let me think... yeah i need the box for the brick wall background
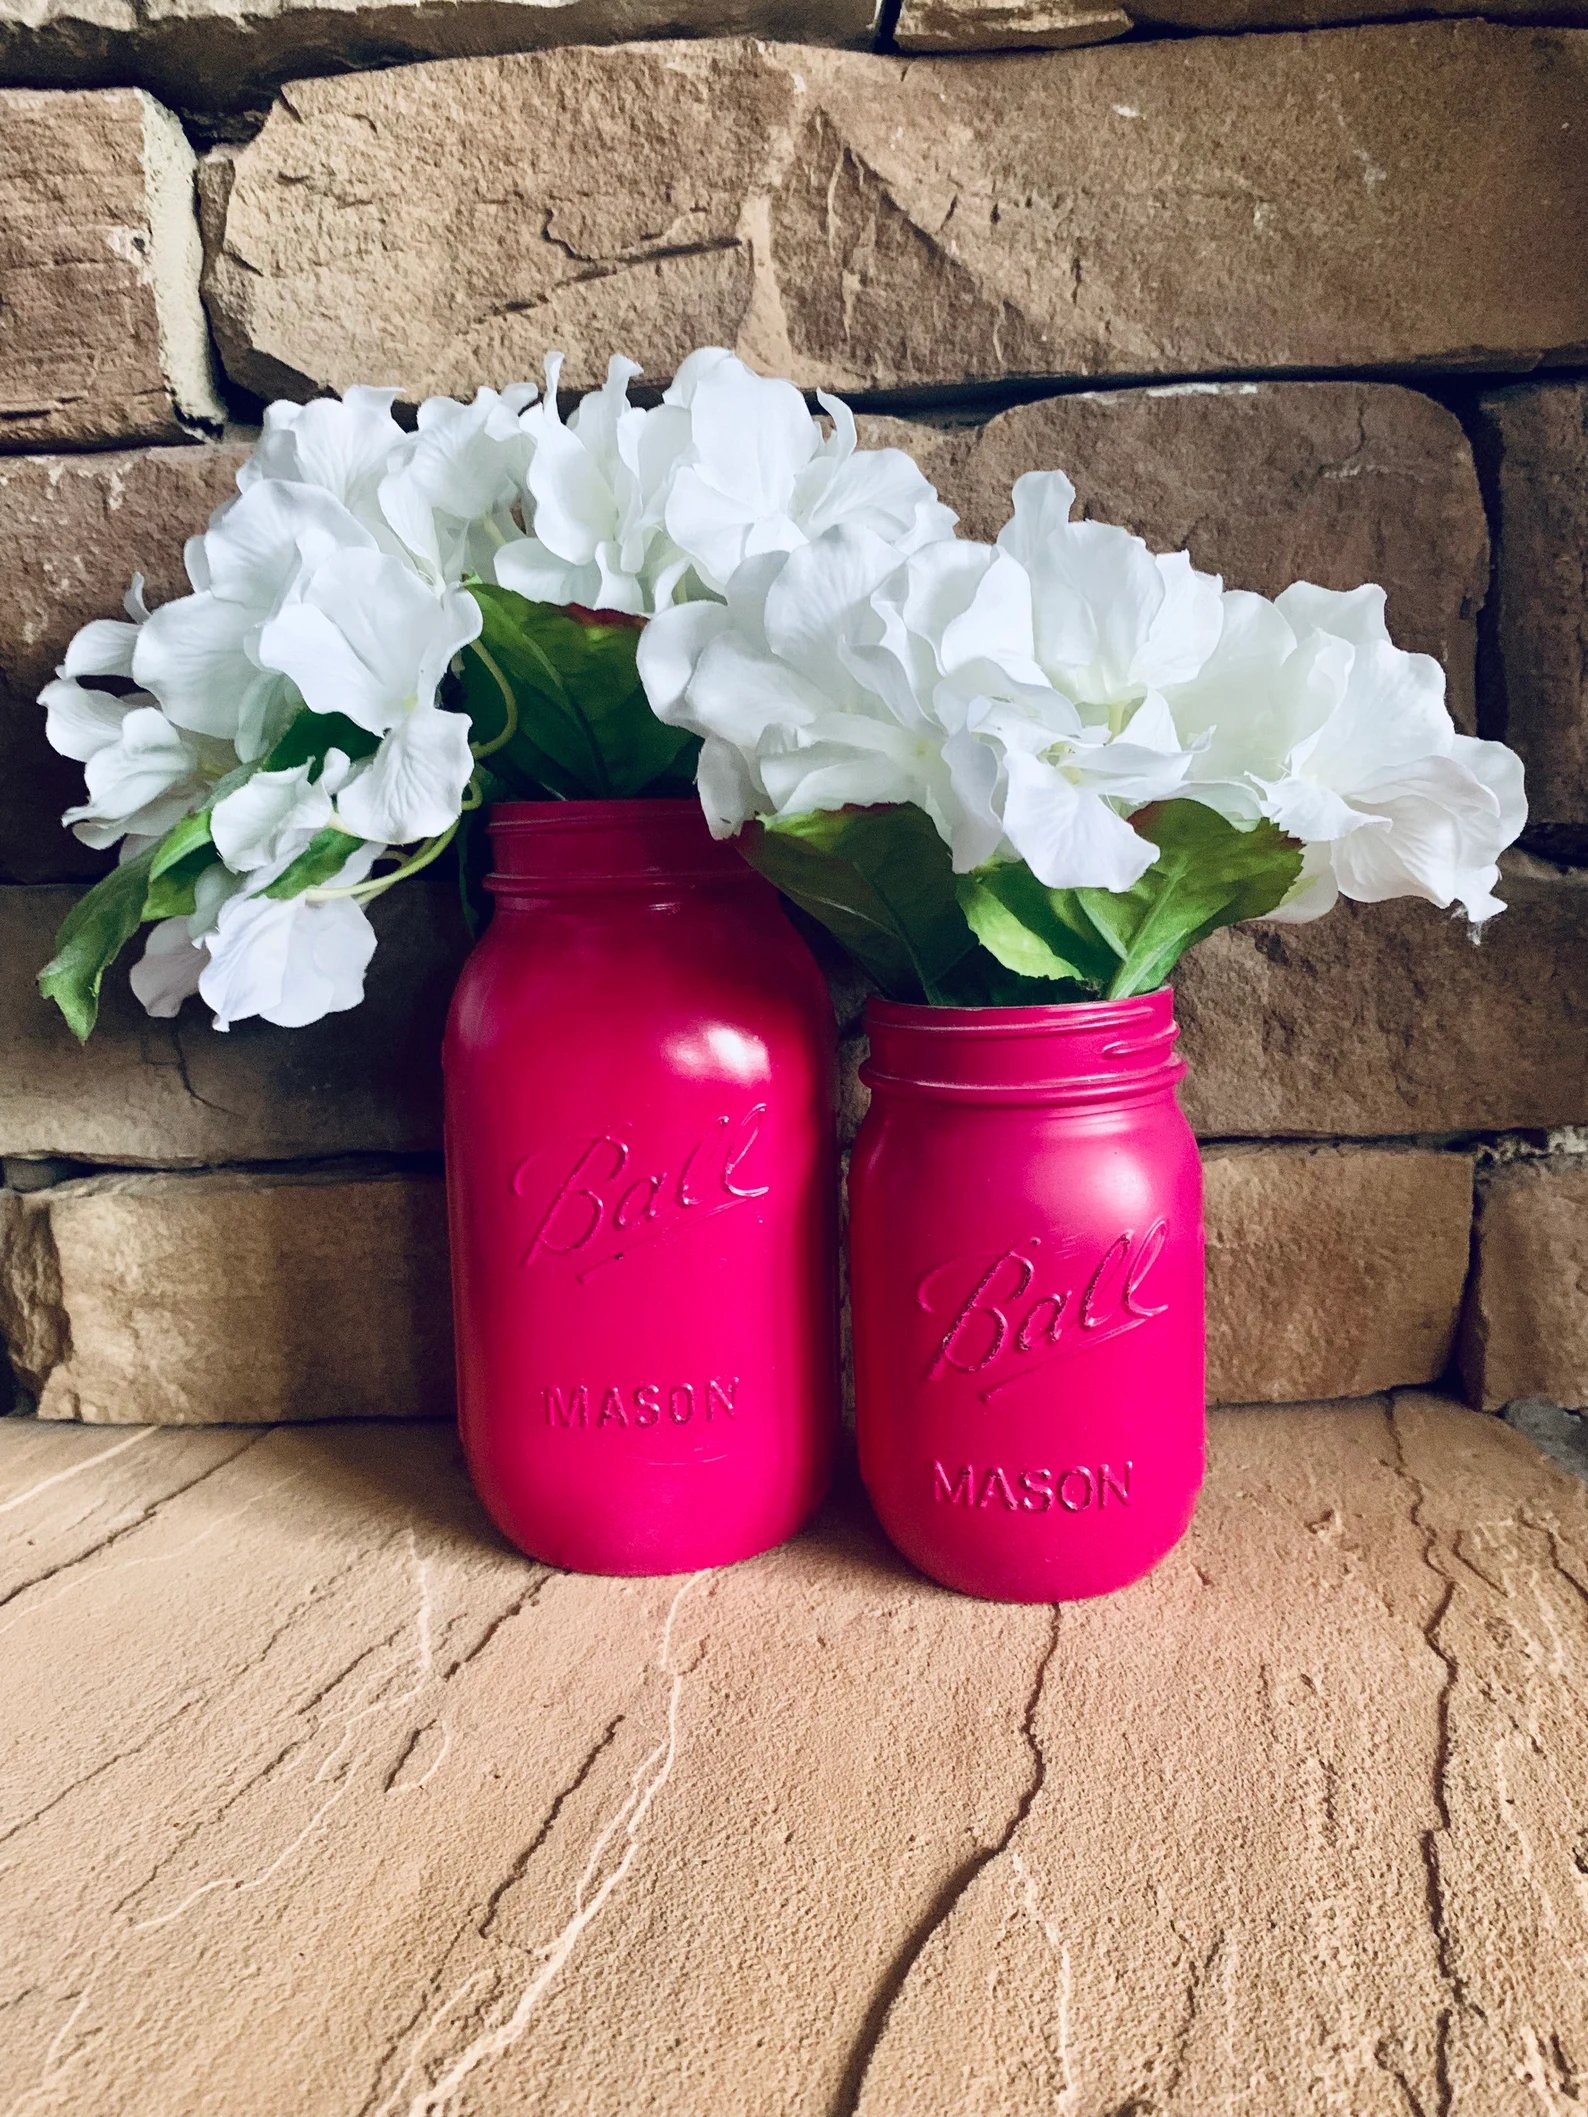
[1,4,1586,1428]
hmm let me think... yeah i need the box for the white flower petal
[199,843,380,1031]
[129,917,206,1019]
[41,677,133,763]
[1000,748,1160,891]
[637,601,733,723]
[63,616,140,680]
[493,537,601,608]
[256,553,480,733]
[211,760,334,873]
[336,705,475,842]
[1275,581,1391,647]
[201,479,374,607]
[695,734,760,839]
[132,591,281,747]
[62,706,205,847]
[238,387,404,524]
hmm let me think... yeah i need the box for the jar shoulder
[445,895,833,1071]
[851,1094,1201,1217]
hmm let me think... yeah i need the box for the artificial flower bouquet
[40,350,1523,1040]
[38,348,1527,1601]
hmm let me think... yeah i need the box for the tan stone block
[200,26,1588,406]
[1460,1155,1588,1412]
[899,0,1588,35]
[1178,860,1588,1139]
[0,442,250,883]
[1204,1144,1471,1404]
[1133,0,1588,24]
[0,0,877,117]
[0,881,467,1165]
[3,1165,453,1421]
[0,1400,1585,2109]
[895,0,1130,49]
[0,88,222,450]
[864,382,1485,730]
[1475,383,1588,859]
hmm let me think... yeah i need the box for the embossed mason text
[543,1378,741,1430]
[931,1460,1132,1513]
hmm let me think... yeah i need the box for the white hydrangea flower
[42,577,235,851]
[210,753,353,874]
[237,385,407,536]
[641,514,1198,892]
[46,693,220,850]
[254,550,482,843]
[661,348,956,595]
[496,347,955,617]
[640,529,958,841]
[495,352,689,615]
[379,383,539,585]
[996,471,1224,719]
[134,480,376,761]
[1168,581,1526,922]
[128,864,250,1021]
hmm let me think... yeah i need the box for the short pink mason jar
[849,991,1205,1603]
[443,800,838,1576]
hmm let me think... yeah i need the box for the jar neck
[862,991,1184,1108]
[486,799,756,898]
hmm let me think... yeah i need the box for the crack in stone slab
[476,1712,628,1940]
[1385,1407,1479,2117]
[0,1429,273,1622]
[368,1570,710,2117]
[437,1570,552,1683]
[831,1603,1063,2117]
[0,1429,154,1518]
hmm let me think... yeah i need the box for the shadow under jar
[849,991,1205,1603]
[444,800,838,1576]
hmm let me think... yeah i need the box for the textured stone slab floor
[1,1398,1584,2115]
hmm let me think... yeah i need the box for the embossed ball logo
[918,1221,1171,1402]
[513,1105,772,1278]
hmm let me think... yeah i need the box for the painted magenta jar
[849,991,1205,1603]
[443,800,838,1575]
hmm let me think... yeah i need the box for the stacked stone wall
[2,5,1586,1424]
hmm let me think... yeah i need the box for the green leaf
[261,711,380,775]
[149,809,214,879]
[141,849,214,920]
[263,825,360,900]
[954,803,1303,1002]
[956,863,1120,990]
[742,806,986,1005]
[457,586,698,800]
[1082,804,1302,998]
[138,809,221,919]
[37,844,160,1041]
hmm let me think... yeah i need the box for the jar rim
[861,988,1184,1105]
[485,797,757,891]
[487,797,703,830]
[865,991,1172,1032]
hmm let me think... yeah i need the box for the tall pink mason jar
[443,800,837,1575]
[849,991,1205,1602]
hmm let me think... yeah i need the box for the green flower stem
[307,817,463,904]
[467,640,519,761]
